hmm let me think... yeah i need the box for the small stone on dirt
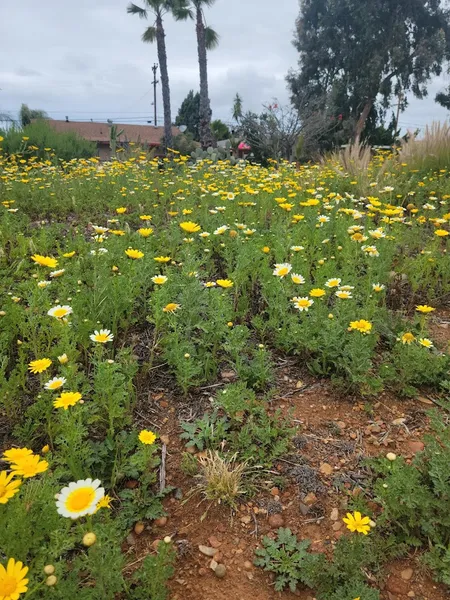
[214,564,227,578]
[154,516,168,527]
[243,561,253,570]
[336,421,346,429]
[270,487,280,496]
[401,568,413,581]
[209,559,218,571]
[199,545,218,557]
[330,508,339,521]
[418,396,434,405]
[299,503,310,516]
[240,515,252,525]
[407,441,424,454]
[392,418,406,426]
[134,522,145,535]
[268,514,284,528]
[296,380,304,388]
[221,370,236,380]
[126,533,136,546]
[160,434,170,445]
[209,536,222,548]
[349,432,357,439]
[332,522,342,531]
[319,462,333,475]
[304,492,317,505]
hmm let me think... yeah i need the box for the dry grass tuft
[399,121,450,172]
[187,451,249,515]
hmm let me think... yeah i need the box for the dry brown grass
[399,121,450,172]
[186,451,249,517]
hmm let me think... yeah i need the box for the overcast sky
[1,0,449,132]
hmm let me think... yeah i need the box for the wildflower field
[1,145,450,600]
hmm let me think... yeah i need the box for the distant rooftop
[42,120,180,146]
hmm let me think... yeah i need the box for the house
[44,120,181,160]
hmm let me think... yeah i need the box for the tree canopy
[288,0,450,142]
[19,104,49,128]
[175,90,200,140]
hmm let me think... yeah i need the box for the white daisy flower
[90,329,114,343]
[47,305,73,319]
[56,478,104,519]
[44,376,67,390]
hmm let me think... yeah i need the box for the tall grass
[399,121,450,173]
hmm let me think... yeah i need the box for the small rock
[151,539,162,550]
[174,488,183,500]
[349,432,357,440]
[240,515,252,525]
[299,503,310,516]
[418,396,433,405]
[407,591,415,597]
[332,522,342,531]
[199,545,218,557]
[126,533,136,546]
[217,523,227,533]
[336,421,346,430]
[401,568,413,581]
[330,508,339,521]
[320,462,333,475]
[209,536,222,548]
[303,492,317,505]
[214,564,227,578]
[160,434,170,445]
[221,370,236,380]
[270,487,280,496]
[154,516,168,527]
[209,559,218,571]
[407,441,424,454]
[134,522,145,535]
[198,568,207,576]
[186,445,196,454]
[392,418,406,426]
[370,424,382,433]
[125,479,139,489]
[296,380,304,389]
[268,514,284,528]
[243,561,253,570]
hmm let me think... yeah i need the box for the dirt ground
[127,340,450,600]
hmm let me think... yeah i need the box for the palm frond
[173,3,194,21]
[204,26,219,50]
[142,25,157,43]
[194,0,217,6]
[127,2,148,18]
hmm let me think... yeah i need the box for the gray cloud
[0,0,448,131]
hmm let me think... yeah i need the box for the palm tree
[127,1,188,149]
[184,1,219,148]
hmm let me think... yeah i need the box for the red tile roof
[44,120,180,146]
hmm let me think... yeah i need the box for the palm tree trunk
[354,98,373,145]
[156,13,173,149]
[196,8,214,149]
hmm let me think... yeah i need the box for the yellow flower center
[96,334,109,342]
[54,308,67,318]
[278,268,289,276]
[0,575,18,595]
[66,487,95,512]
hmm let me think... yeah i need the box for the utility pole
[152,64,159,127]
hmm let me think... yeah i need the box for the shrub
[0,120,96,161]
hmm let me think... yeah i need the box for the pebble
[209,536,222,548]
[198,568,207,576]
[199,545,218,557]
[134,522,145,535]
[407,591,415,597]
[126,533,136,546]
[268,514,284,528]
[407,441,424,454]
[240,515,252,525]
[214,564,227,578]
[299,502,310,516]
[332,522,342,531]
[154,516,168,527]
[160,434,170,445]
[330,508,339,521]
[304,492,317,505]
[349,432,357,439]
[243,561,253,570]
[401,568,413,581]
[319,462,333,475]
[336,421,346,429]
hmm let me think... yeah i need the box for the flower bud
[43,565,55,575]
[83,532,97,547]
[46,575,57,586]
